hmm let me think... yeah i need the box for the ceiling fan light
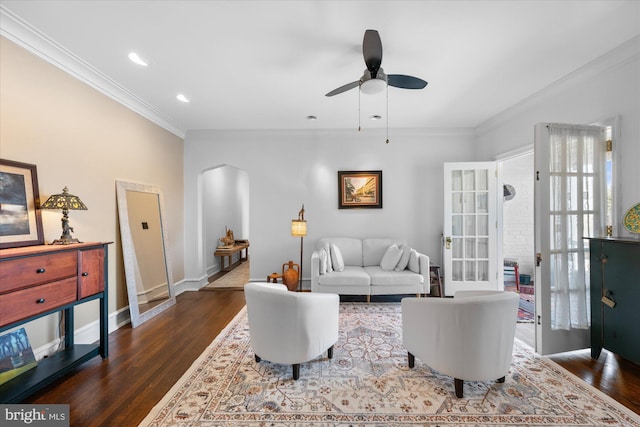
[360,78,386,95]
[128,52,148,67]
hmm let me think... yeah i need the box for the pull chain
[358,82,361,131]
[385,83,389,144]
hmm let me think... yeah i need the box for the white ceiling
[1,1,639,136]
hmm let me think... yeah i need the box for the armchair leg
[292,364,300,380]
[408,352,415,368]
[328,345,334,359]
[255,354,261,363]
[454,378,464,398]
[497,376,506,383]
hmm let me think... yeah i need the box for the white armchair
[244,282,339,380]
[402,290,520,397]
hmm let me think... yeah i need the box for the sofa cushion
[317,266,371,286]
[318,237,363,266]
[363,238,404,266]
[395,245,411,271]
[380,244,402,271]
[408,249,420,273]
[365,266,424,286]
[330,244,345,272]
[318,248,328,275]
[322,242,333,272]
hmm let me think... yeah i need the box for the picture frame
[0,159,44,249]
[0,327,37,386]
[338,170,383,209]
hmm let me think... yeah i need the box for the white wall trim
[175,277,206,294]
[32,307,131,360]
[475,35,640,138]
[494,145,534,161]
[0,6,185,139]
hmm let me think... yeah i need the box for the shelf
[0,344,101,403]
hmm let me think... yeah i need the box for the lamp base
[51,235,82,245]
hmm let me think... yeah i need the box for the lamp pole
[299,234,304,292]
[291,204,307,292]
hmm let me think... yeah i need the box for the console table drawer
[0,251,77,293]
[0,277,77,327]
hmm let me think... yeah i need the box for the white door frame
[443,162,501,296]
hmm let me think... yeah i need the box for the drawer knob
[36,268,46,274]
[82,272,89,277]
[36,298,46,304]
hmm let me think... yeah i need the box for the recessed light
[176,94,190,103]
[128,52,148,67]
[306,115,317,120]
[370,115,382,120]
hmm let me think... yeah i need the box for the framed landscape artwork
[0,159,44,249]
[338,170,382,209]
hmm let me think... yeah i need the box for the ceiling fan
[325,29,428,97]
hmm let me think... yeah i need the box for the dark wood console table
[587,237,639,364]
[0,242,110,402]
[214,242,249,272]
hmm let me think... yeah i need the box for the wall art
[0,159,44,248]
[338,170,382,209]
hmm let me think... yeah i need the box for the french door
[534,123,607,355]
[443,162,500,296]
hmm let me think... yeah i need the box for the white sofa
[310,237,430,300]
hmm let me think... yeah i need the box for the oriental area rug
[139,303,639,427]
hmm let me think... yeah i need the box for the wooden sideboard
[587,237,640,365]
[0,242,110,402]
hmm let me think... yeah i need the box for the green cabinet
[588,238,640,364]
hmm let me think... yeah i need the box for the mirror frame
[116,180,176,327]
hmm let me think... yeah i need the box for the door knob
[445,237,452,250]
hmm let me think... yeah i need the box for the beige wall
[0,37,184,350]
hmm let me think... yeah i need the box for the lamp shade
[291,219,307,237]
[41,186,87,211]
[41,186,87,244]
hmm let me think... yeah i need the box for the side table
[429,265,443,297]
[267,273,282,283]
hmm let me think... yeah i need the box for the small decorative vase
[282,261,300,291]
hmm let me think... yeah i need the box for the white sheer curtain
[548,124,606,330]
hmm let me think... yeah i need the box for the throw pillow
[380,244,402,271]
[330,244,345,272]
[408,249,420,273]
[394,245,411,271]
[319,248,327,275]
[324,242,333,272]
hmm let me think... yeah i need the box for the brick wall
[502,153,535,279]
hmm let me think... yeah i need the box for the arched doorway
[201,165,250,280]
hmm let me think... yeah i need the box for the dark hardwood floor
[25,289,640,426]
[26,289,247,427]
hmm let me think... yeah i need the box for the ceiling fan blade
[325,81,360,97]
[363,30,382,72]
[387,74,428,89]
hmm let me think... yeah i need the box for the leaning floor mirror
[116,180,176,327]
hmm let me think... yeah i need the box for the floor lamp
[291,204,307,292]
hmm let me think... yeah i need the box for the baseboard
[32,307,131,360]
[176,276,207,293]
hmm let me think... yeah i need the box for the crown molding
[475,35,640,137]
[0,6,185,139]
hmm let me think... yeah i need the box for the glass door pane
[444,163,498,296]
